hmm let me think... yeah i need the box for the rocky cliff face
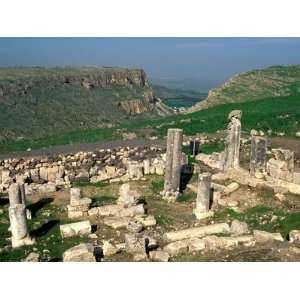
[0,67,149,96]
[186,65,300,113]
[0,67,172,141]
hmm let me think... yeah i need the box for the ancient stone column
[9,203,35,248]
[223,110,242,170]
[193,173,214,220]
[250,136,267,176]
[8,183,22,205]
[163,128,183,199]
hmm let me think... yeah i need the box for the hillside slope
[0,66,172,142]
[187,65,300,113]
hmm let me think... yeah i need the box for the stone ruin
[0,145,166,194]
[4,108,300,262]
[161,128,183,201]
[8,183,35,248]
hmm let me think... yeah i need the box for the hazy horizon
[1,37,300,91]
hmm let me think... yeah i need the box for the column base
[12,235,36,248]
[160,190,180,202]
[193,209,214,220]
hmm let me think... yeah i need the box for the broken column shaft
[193,173,214,220]
[250,136,267,176]
[223,110,242,170]
[8,183,35,248]
[163,128,183,199]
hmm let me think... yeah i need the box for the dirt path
[0,138,166,160]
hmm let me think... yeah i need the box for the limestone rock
[127,220,144,233]
[149,250,170,262]
[103,216,131,229]
[230,219,249,236]
[253,230,284,243]
[63,243,96,262]
[117,183,141,207]
[164,223,230,242]
[134,215,156,227]
[125,233,146,254]
[60,220,92,238]
[102,241,118,257]
[23,252,40,262]
[289,230,300,243]
[223,182,239,195]
[163,240,189,256]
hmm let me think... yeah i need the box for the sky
[0,37,300,90]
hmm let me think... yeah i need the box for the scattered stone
[23,252,40,262]
[134,215,156,227]
[125,233,146,254]
[117,183,141,207]
[103,216,131,229]
[253,230,284,243]
[164,223,230,242]
[230,220,249,236]
[275,193,286,202]
[63,243,96,262]
[60,220,92,238]
[127,220,144,233]
[223,182,240,196]
[149,250,170,262]
[102,240,118,257]
[164,240,189,256]
[289,230,300,243]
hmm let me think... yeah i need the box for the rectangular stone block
[164,223,230,242]
[60,220,92,238]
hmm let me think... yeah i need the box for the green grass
[201,141,225,154]
[73,181,110,188]
[91,196,117,207]
[0,197,90,262]
[2,91,300,154]
[154,214,170,226]
[151,179,164,194]
[177,191,196,202]
[214,205,300,239]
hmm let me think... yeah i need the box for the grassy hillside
[2,93,300,154]
[188,65,300,112]
[0,66,167,142]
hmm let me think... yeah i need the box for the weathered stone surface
[163,128,183,199]
[250,136,267,176]
[223,182,240,196]
[164,223,230,242]
[63,243,96,262]
[9,204,28,239]
[70,187,81,204]
[127,161,144,180]
[289,230,300,243]
[223,110,242,170]
[89,203,145,218]
[193,173,213,220]
[149,250,170,262]
[8,183,22,205]
[103,216,131,229]
[134,215,156,227]
[60,220,92,238]
[187,238,206,252]
[253,230,284,243]
[230,219,249,236]
[127,220,144,233]
[125,233,146,254]
[163,240,189,256]
[202,235,255,250]
[102,241,118,257]
[23,252,40,262]
[266,148,294,182]
[117,183,141,207]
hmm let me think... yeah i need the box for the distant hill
[187,65,300,113]
[0,66,172,142]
